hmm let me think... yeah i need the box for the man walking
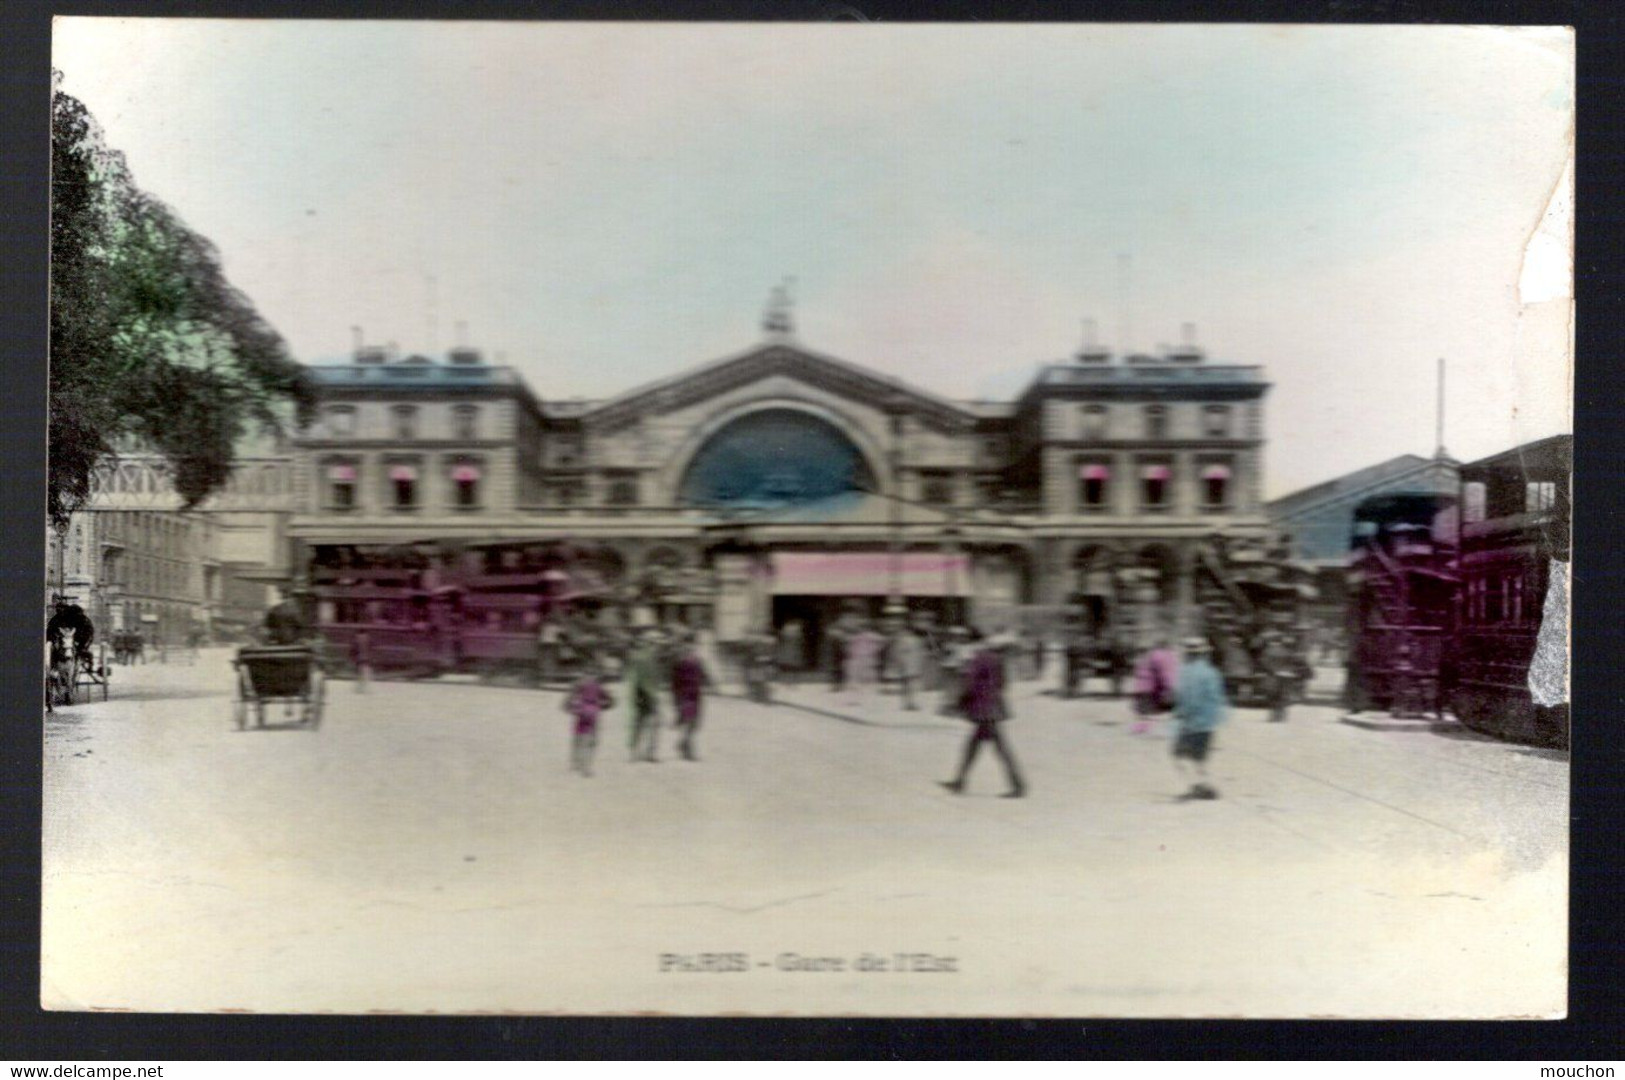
[939,631,1027,798]
[1171,637,1229,800]
[671,633,710,761]
[625,628,663,763]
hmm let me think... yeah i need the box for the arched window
[386,460,421,510]
[1200,461,1232,510]
[325,460,359,510]
[1139,461,1172,510]
[449,460,483,509]
[1077,461,1111,511]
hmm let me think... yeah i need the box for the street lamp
[883,393,909,616]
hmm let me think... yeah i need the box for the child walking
[565,661,614,777]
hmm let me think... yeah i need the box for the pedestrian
[350,629,373,694]
[565,660,614,777]
[885,619,927,711]
[1063,625,1091,699]
[1259,630,1297,722]
[1171,636,1229,800]
[844,618,884,711]
[625,628,663,762]
[671,634,711,761]
[537,617,562,685]
[1131,636,1178,734]
[826,614,851,692]
[940,631,1027,798]
[777,620,804,680]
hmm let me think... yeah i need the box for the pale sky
[53,20,1573,499]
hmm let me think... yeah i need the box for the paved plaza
[42,651,1567,1017]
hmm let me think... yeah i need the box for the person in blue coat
[1172,636,1229,801]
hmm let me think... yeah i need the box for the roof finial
[763,276,795,339]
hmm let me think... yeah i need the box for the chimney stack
[1075,317,1111,363]
[1167,322,1204,363]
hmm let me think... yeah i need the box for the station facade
[286,313,1274,641]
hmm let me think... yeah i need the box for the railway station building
[285,304,1275,646]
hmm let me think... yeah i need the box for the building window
[387,462,420,510]
[1526,481,1556,513]
[920,470,954,506]
[551,480,584,507]
[1144,405,1168,440]
[982,436,1005,461]
[1200,461,1232,510]
[391,405,419,440]
[1202,405,1232,438]
[325,461,358,510]
[606,472,639,506]
[325,406,356,437]
[553,436,583,467]
[1080,404,1108,440]
[453,404,479,440]
[1140,462,1171,510]
[450,461,482,509]
[1077,462,1111,511]
[1463,481,1487,523]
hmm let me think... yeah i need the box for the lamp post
[884,394,909,616]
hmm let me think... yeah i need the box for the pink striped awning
[1141,465,1171,481]
[389,464,418,482]
[1080,464,1111,481]
[326,464,356,482]
[1201,464,1232,480]
[452,465,481,482]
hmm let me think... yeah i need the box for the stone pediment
[584,343,971,433]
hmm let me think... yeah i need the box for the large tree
[49,72,314,529]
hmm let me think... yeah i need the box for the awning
[389,464,418,481]
[1141,465,1171,481]
[327,464,356,482]
[1201,464,1231,480]
[769,552,972,597]
[451,465,481,482]
[1080,464,1110,481]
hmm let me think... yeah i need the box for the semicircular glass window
[679,408,876,509]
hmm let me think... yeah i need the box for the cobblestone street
[42,652,1566,1017]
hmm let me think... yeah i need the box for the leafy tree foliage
[49,72,314,529]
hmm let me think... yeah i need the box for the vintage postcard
[42,20,1572,1017]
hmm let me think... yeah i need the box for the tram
[307,541,621,682]
[1448,436,1571,747]
[1342,493,1459,718]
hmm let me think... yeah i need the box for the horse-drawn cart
[232,645,325,730]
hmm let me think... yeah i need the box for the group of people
[562,625,712,776]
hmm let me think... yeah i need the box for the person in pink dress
[1130,636,1179,734]
[564,662,614,777]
